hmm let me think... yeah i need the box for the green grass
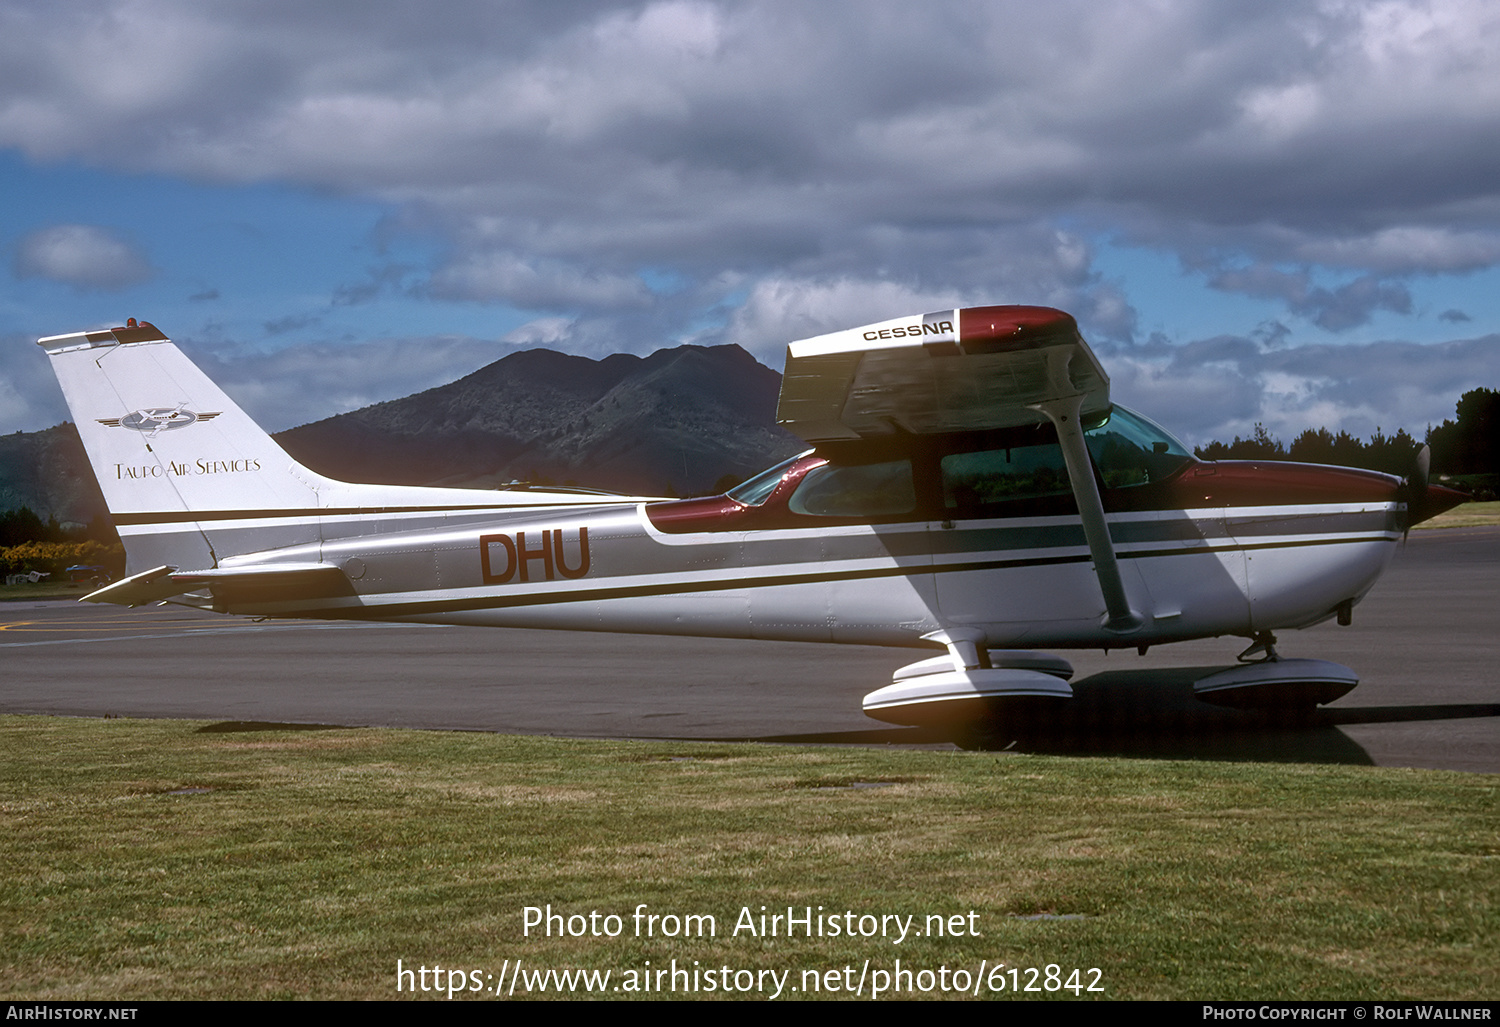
[1,717,1494,1000]
[1417,500,1500,529]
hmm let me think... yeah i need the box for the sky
[2,0,1499,449]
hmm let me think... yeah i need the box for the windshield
[1084,406,1194,488]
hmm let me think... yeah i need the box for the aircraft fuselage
[189,443,1409,653]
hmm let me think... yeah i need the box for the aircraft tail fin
[40,320,653,584]
[39,321,330,574]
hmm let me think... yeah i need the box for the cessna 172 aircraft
[38,306,1463,728]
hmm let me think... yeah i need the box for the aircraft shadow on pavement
[751,667,1500,765]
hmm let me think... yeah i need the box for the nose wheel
[1194,633,1359,710]
[1236,631,1280,664]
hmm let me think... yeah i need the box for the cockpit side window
[940,440,1070,515]
[788,459,916,518]
[737,406,1191,524]
[935,406,1193,516]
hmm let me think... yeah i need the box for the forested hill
[0,423,109,531]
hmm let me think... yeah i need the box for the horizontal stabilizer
[171,564,355,607]
[81,565,181,607]
[83,563,353,608]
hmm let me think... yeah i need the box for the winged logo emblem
[97,406,222,437]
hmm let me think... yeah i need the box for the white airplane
[38,307,1463,731]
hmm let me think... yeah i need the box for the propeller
[1400,444,1432,540]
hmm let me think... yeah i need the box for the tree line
[0,507,117,548]
[1194,388,1497,487]
[0,508,125,580]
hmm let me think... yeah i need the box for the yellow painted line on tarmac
[0,616,220,633]
[0,619,448,648]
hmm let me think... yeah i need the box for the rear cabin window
[726,455,803,506]
[788,459,916,518]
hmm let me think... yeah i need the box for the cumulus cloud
[0,330,66,429]
[1205,265,1412,331]
[705,225,1140,359]
[2,2,1498,303]
[1293,276,1413,331]
[500,316,577,346]
[3,0,1498,438]
[428,252,651,309]
[1292,227,1500,274]
[719,277,969,358]
[181,334,517,431]
[13,224,153,291]
[1110,332,1500,447]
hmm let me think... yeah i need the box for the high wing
[776,305,1109,441]
[779,305,1139,633]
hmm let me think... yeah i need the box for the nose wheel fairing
[1193,634,1358,710]
[1191,658,1360,710]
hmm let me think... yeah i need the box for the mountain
[274,343,803,497]
[2,344,804,526]
[0,423,109,529]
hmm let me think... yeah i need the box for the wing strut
[1029,352,1143,634]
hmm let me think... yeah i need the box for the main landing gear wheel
[864,651,1076,743]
